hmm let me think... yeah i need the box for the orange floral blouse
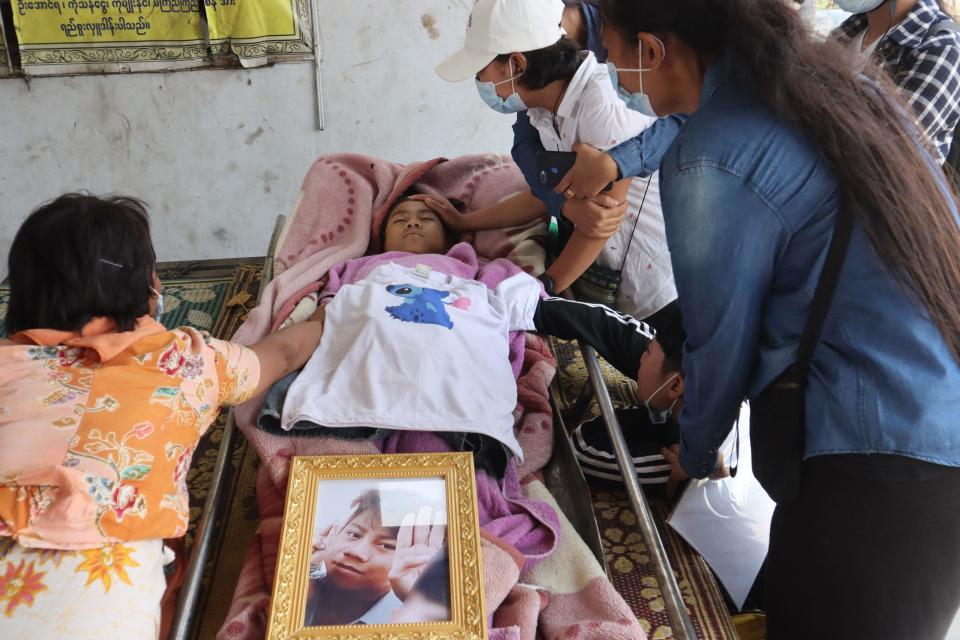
[0,317,260,549]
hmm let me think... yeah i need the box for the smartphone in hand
[536,150,578,189]
[535,150,613,192]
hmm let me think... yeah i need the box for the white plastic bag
[667,402,775,610]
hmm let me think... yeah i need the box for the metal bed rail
[168,214,286,640]
[168,408,238,640]
[579,342,698,640]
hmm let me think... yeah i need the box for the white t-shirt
[281,262,541,460]
[850,29,881,68]
[527,51,678,320]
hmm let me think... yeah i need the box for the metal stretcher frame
[167,215,286,640]
[168,410,240,640]
[578,343,698,639]
[166,214,612,638]
[544,391,607,566]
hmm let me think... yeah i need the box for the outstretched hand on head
[407,194,468,233]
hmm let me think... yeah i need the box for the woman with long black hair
[560,0,960,637]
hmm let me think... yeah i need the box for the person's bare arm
[545,194,627,293]
[412,192,546,233]
[546,230,608,294]
[248,305,326,397]
[604,179,632,209]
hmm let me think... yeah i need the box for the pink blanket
[231,154,545,486]
[217,335,560,640]
[217,154,643,640]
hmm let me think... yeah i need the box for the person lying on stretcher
[263,188,662,471]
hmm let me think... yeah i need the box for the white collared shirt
[850,28,881,68]
[527,52,677,320]
[354,589,404,625]
[305,571,405,626]
[528,51,656,152]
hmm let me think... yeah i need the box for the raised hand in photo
[310,520,340,576]
[388,506,447,601]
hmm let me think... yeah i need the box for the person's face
[382,201,449,255]
[476,54,524,100]
[602,24,670,114]
[636,339,683,411]
[388,593,450,624]
[324,511,397,593]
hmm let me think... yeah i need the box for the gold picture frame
[267,452,487,640]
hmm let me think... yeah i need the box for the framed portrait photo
[266,452,486,640]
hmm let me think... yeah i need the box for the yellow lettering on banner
[13,0,202,44]
[9,0,310,72]
[11,0,207,73]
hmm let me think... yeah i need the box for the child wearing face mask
[559,302,693,492]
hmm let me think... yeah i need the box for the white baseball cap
[436,0,566,82]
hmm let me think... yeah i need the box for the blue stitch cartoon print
[385,284,455,329]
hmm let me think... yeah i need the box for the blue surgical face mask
[475,70,527,114]
[834,0,885,12]
[151,286,164,322]
[608,36,665,118]
[643,372,679,424]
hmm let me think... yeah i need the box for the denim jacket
[658,61,960,478]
